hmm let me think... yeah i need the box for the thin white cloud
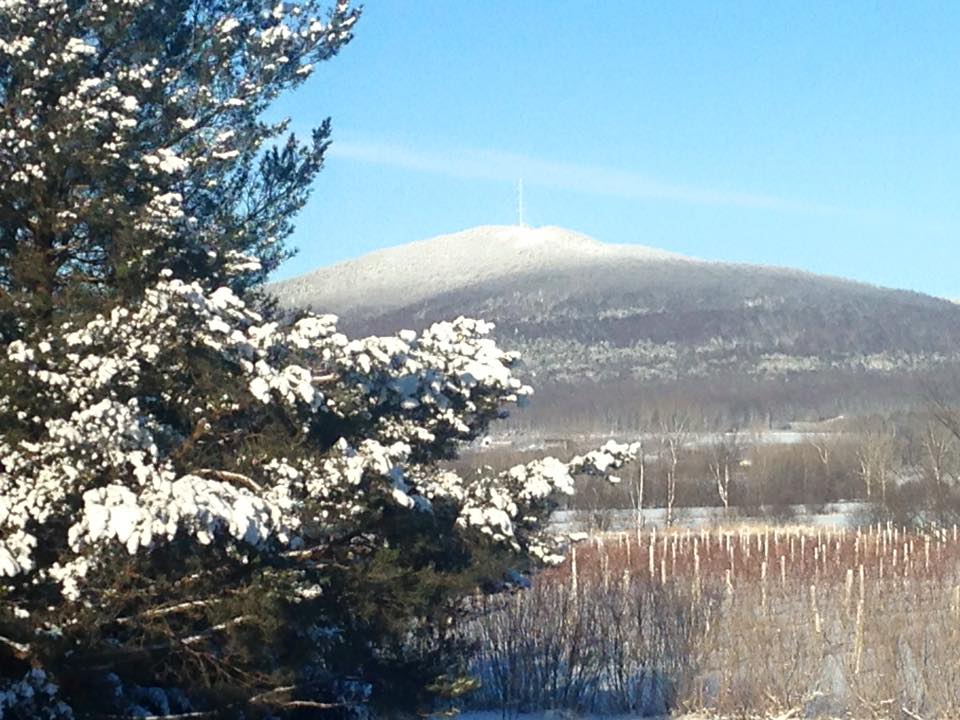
[328,140,842,215]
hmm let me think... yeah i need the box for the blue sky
[271,1,960,298]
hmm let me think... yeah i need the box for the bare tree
[921,421,954,495]
[926,388,960,478]
[810,436,831,480]
[659,413,689,526]
[914,387,960,519]
[856,446,871,500]
[908,418,958,520]
[857,422,897,505]
[929,385,960,442]
[627,438,646,528]
[709,430,741,513]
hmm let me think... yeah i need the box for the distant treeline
[504,364,960,435]
[459,401,960,527]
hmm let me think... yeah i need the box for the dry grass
[462,524,960,718]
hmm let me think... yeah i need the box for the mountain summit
[272,225,687,316]
[272,225,960,429]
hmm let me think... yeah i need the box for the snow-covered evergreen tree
[0,275,637,716]
[0,0,357,332]
[0,2,638,716]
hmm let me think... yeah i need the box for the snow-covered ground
[550,501,873,533]
[488,428,848,453]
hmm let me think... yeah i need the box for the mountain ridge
[273,224,941,318]
[271,225,960,429]
[273,225,692,315]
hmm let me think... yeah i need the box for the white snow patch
[270,225,691,314]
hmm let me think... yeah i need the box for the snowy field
[549,501,873,533]
[486,429,848,453]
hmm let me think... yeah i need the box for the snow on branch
[0,268,637,715]
[0,273,615,596]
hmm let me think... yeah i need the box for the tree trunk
[635,449,645,528]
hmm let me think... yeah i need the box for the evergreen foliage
[0,1,637,717]
[0,0,358,332]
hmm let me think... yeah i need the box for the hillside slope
[271,225,960,429]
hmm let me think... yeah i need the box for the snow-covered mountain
[271,225,960,429]
[274,225,686,315]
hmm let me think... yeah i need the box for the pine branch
[181,615,254,645]
[116,598,224,624]
[248,684,346,710]
[95,713,213,720]
[193,468,263,493]
[0,634,30,659]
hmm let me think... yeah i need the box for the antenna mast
[517,178,525,227]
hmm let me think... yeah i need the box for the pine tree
[0,273,639,717]
[0,0,357,331]
[0,2,639,717]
